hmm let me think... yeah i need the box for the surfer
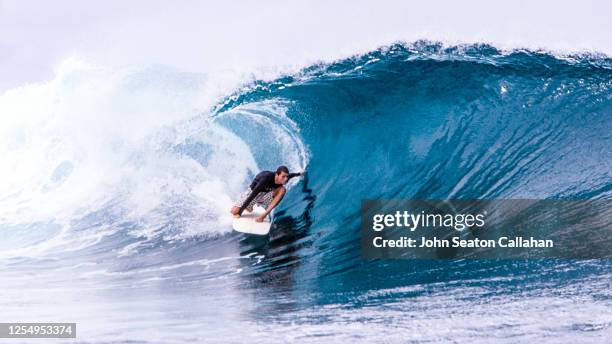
[231,166,304,222]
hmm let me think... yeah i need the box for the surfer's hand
[255,216,265,223]
[232,214,241,218]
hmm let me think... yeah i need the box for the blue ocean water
[0,42,611,343]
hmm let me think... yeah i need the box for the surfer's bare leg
[255,187,286,222]
[231,204,254,218]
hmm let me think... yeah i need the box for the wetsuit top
[238,170,301,214]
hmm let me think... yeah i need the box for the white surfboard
[232,206,272,235]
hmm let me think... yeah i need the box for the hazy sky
[1,0,610,93]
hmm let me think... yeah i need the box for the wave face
[1,42,611,343]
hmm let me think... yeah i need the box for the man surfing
[231,166,304,222]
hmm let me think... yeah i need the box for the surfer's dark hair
[276,165,289,175]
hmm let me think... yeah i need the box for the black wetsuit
[238,171,301,214]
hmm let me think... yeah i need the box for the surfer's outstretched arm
[288,171,302,180]
[255,187,286,222]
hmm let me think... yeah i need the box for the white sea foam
[0,58,308,256]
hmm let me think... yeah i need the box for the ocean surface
[1,41,611,343]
